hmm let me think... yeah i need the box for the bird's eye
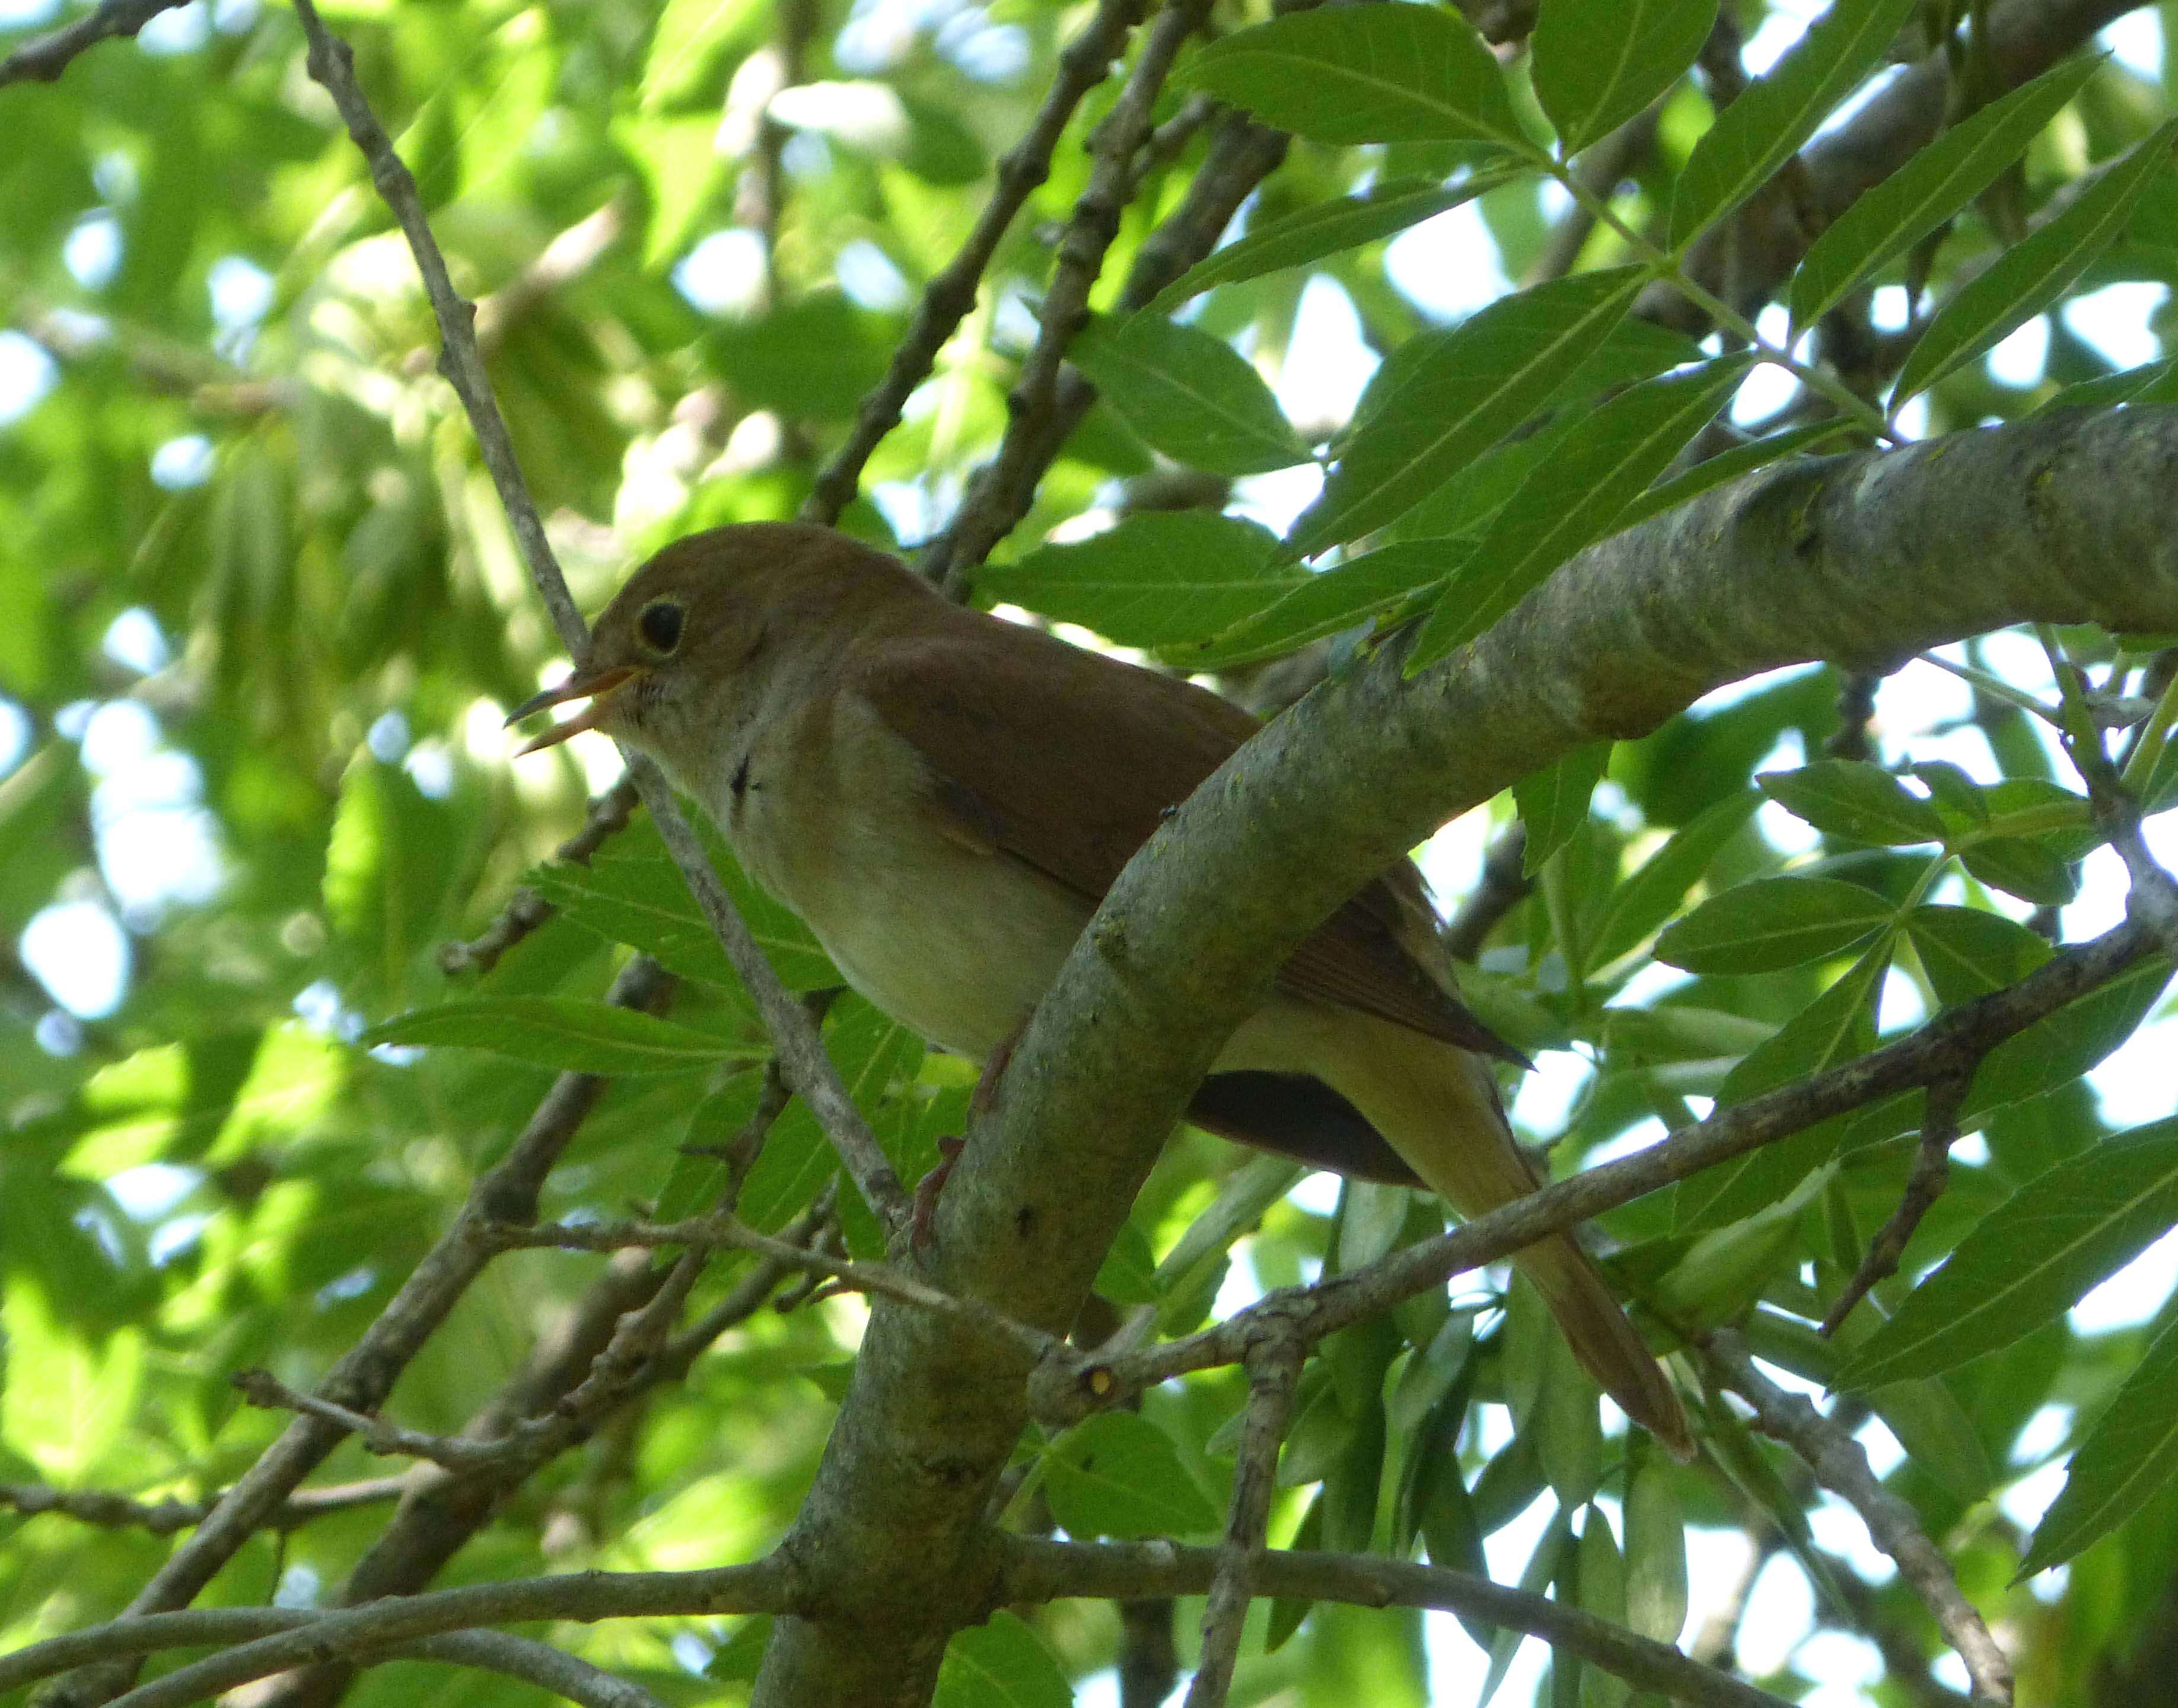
[638,599,684,654]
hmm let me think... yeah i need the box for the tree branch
[800,0,1148,527]
[0,1477,404,1537]
[922,0,1217,592]
[0,0,187,87]
[287,0,912,1242]
[1030,912,2156,1417]
[1820,1069,1969,1336]
[37,955,672,1707]
[999,1538,1795,1708]
[1181,1333,1303,1708]
[1703,1328,2013,1704]
[763,404,2178,1704]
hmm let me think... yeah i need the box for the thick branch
[769,405,2178,1704]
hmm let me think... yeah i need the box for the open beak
[505,665,640,756]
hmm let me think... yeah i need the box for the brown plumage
[511,521,1693,1458]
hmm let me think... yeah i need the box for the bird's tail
[1324,1015,1696,1461]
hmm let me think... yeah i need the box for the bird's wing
[855,617,1523,1065]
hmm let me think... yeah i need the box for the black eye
[638,599,684,654]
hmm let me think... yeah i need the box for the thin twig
[1441,825,1531,961]
[1703,1329,2013,1705]
[0,0,185,86]
[800,0,1147,525]
[0,1477,405,1537]
[440,776,639,974]
[1003,1538,1796,1708]
[231,1371,517,1471]
[1028,916,2158,1416]
[1182,1334,1304,1708]
[2,1540,1787,1708]
[495,1213,1059,1362]
[36,955,671,1708]
[923,0,1217,593]
[1821,1070,1969,1336]
[290,0,912,1241]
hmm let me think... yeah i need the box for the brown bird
[510,521,1692,1457]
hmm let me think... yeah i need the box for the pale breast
[695,694,1092,1062]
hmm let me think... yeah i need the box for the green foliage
[4,0,2177,1703]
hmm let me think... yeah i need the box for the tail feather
[1518,1232,1696,1461]
[1265,1004,1695,1460]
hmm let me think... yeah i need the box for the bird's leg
[911,1017,1028,1250]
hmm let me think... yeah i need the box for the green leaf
[1870,1373,1995,1499]
[932,1611,1073,1708]
[1091,1219,1162,1307]
[1967,955,2173,1120]
[1069,315,1308,475]
[1183,5,1526,148]
[641,0,766,109]
[1612,419,1857,534]
[1177,541,1454,668]
[1789,55,2104,332]
[1533,0,1717,155]
[1294,267,1648,556]
[976,512,1292,648]
[1517,743,1613,875]
[1407,356,1752,668]
[1904,904,2053,1008]
[1043,1411,1219,1539]
[1576,1506,1630,1708]
[1589,789,1762,967]
[533,817,837,992]
[1534,1327,1604,1506]
[1959,836,2080,906]
[1266,1493,1323,1651]
[1154,171,1523,310]
[1757,760,1948,845]
[1622,1436,1688,1645]
[654,1070,767,1222]
[2037,353,2178,416]
[708,293,902,419]
[2020,1309,2178,1576]
[1674,939,1891,1231]
[1602,1005,1778,1065]
[362,998,751,1075]
[1892,117,2178,404]
[1843,1119,2178,1388]
[705,1615,773,1682]
[1654,876,1894,973]
[1668,0,1922,250]
[1480,1506,1573,1707]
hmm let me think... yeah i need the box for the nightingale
[510,521,1693,1458]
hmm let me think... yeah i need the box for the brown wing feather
[855,612,1523,1065]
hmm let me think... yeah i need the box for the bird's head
[507,522,914,772]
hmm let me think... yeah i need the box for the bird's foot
[911,1023,1028,1250]
[911,1136,966,1251]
